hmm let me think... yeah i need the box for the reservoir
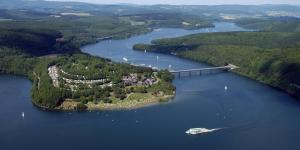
[1,22,300,150]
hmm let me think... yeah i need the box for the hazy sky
[47,0,300,5]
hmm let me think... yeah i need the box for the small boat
[144,50,147,53]
[185,128,221,135]
[224,86,228,91]
[154,29,161,32]
[21,112,25,118]
[123,57,128,62]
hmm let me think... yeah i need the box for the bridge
[170,64,239,78]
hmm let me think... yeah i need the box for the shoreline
[139,50,300,100]
[56,93,175,111]
[79,24,215,49]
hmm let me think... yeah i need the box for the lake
[1,22,300,150]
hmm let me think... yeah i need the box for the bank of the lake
[57,93,175,111]
[133,31,300,99]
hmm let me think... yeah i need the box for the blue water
[82,22,248,70]
[1,22,300,150]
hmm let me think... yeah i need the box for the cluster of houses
[60,70,112,91]
[48,65,113,91]
[48,66,59,88]
[60,69,89,80]
[122,73,156,86]
[49,65,158,92]
[62,77,107,85]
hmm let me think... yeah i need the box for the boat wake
[186,128,223,135]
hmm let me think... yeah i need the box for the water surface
[1,22,300,150]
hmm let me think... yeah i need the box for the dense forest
[0,16,150,47]
[235,17,300,32]
[0,28,80,56]
[133,22,300,99]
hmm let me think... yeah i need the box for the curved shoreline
[138,48,300,100]
[56,93,175,111]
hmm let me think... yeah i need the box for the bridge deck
[170,64,238,73]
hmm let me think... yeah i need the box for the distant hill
[0,28,79,56]
[1,0,300,19]
[235,17,300,32]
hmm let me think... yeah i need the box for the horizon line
[45,1,300,6]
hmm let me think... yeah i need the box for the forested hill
[0,29,79,56]
[235,17,300,32]
[134,31,300,52]
[133,31,300,99]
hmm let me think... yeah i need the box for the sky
[47,0,300,5]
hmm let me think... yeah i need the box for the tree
[80,96,88,104]
[76,103,87,111]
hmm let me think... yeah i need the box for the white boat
[185,128,221,135]
[22,112,25,118]
[123,57,128,62]
[224,86,228,91]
